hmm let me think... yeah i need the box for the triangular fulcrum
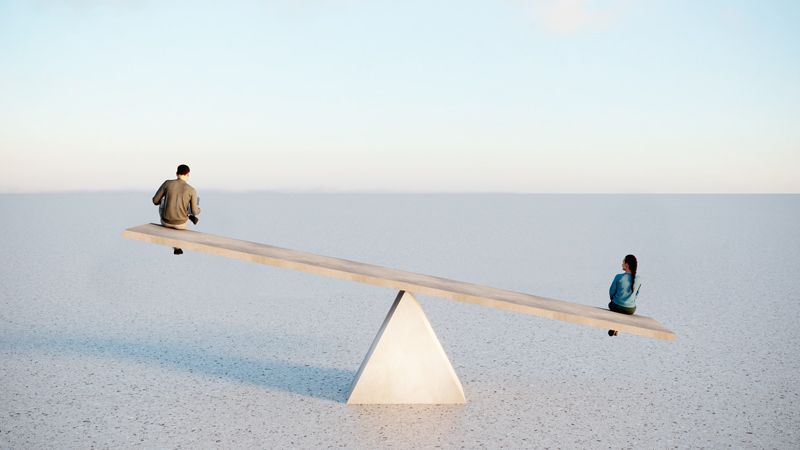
[347,290,465,404]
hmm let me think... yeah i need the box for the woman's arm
[609,274,618,300]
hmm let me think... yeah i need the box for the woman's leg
[608,302,636,315]
[607,302,635,336]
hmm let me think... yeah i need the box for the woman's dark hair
[176,164,190,175]
[625,254,638,292]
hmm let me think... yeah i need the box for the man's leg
[160,220,188,254]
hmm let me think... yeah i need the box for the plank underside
[123,224,676,341]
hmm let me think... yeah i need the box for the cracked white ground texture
[1,194,798,448]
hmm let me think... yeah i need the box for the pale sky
[1,0,798,193]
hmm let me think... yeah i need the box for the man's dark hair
[177,164,190,175]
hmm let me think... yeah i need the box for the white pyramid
[347,291,465,404]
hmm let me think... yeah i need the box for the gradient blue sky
[1,0,798,192]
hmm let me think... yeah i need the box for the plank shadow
[1,332,354,403]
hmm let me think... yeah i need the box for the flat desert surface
[1,194,798,448]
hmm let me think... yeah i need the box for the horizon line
[1,189,798,195]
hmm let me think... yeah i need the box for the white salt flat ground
[1,194,798,448]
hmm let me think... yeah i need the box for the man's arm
[152,181,167,205]
[189,190,201,216]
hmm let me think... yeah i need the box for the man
[152,164,201,255]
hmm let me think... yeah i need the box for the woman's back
[610,272,641,308]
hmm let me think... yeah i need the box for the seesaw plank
[123,224,676,341]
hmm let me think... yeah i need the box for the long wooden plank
[123,224,676,341]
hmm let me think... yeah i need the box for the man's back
[152,178,200,225]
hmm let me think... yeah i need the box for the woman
[607,254,641,336]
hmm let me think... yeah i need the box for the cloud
[534,0,631,34]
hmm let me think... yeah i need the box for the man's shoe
[189,215,199,225]
[173,247,183,255]
[608,330,618,337]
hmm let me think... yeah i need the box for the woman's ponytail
[625,254,638,294]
